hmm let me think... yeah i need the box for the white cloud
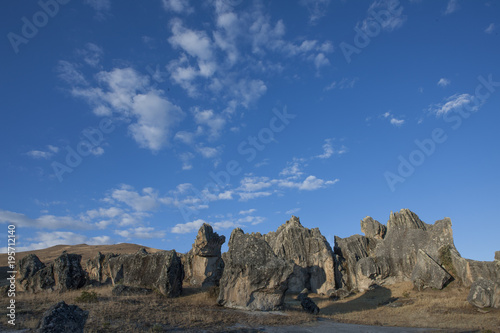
[438,78,450,87]
[0,209,92,230]
[390,118,405,126]
[280,159,305,179]
[179,152,195,170]
[279,175,339,191]
[115,227,164,239]
[162,0,192,13]
[365,0,406,32]
[71,67,184,151]
[239,208,256,215]
[78,43,103,68]
[429,93,478,116]
[110,185,159,211]
[485,23,495,34]
[171,219,205,234]
[193,108,226,138]
[444,0,459,15]
[11,231,111,252]
[87,207,123,219]
[299,0,331,24]
[324,77,358,91]
[238,176,273,192]
[317,139,334,159]
[238,191,272,201]
[196,145,221,158]
[26,145,59,159]
[313,53,330,69]
[286,208,301,215]
[57,61,87,86]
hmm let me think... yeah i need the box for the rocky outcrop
[182,223,225,288]
[449,248,500,287]
[217,228,294,311]
[85,252,119,284]
[411,249,453,291]
[107,249,183,297]
[264,216,336,294]
[496,251,500,261]
[467,278,499,309]
[17,252,86,293]
[53,252,87,291]
[111,285,153,296]
[38,301,88,333]
[361,217,387,240]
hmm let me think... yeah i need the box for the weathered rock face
[467,278,499,309]
[107,249,183,297]
[85,252,119,284]
[17,252,86,293]
[53,252,87,292]
[264,216,336,294]
[447,246,500,287]
[361,217,387,240]
[217,228,294,311]
[495,251,500,261]
[182,224,225,288]
[411,249,453,291]
[38,301,88,333]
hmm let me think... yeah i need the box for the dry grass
[305,281,500,332]
[4,285,314,332]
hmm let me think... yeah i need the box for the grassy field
[2,245,499,332]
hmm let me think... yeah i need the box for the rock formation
[264,216,336,294]
[467,278,500,309]
[334,209,499,292]
[297,289,320,314]
[85,252,119,284]
[17,252,86,293]
[411,249,453,291]
[111,285,153,296]
[106,249,183,297]
[182,223,225,288]
[217,228,294,311]
[38,301,88,333]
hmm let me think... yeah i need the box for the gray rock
[38,301,88,333]
[111,285,153,296]
[17,254,47,292]
[217,228,294,311]
[264,216,336,294]
[182,224,225,288]
[85,252,119,284]
[298,295,320,314]
[53,252,87,292]
[107,249,183,297]
[495,251,500,261]
[328,288,352,300]
[411,249,453,291]
[334,234,375,290]
[361,217,387,240]
[467,278,497,308]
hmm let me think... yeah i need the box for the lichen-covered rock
[467,278,497,308]
[38,301,88,333]
[107,249,183,297]
[411,249,453,291]
[217,228,294,311]
[264,216,336,294]
[53,252,87,291]
[182,224,225,288]
[361,217,387,240]
[85,252,118,284]
[17,254,47,292]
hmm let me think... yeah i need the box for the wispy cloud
[428,93,478,116]
[299,0,331,24]
[6,231,111,252]
[437,78,451,87]
[383,112,405,126]
[443,0,459,15]
[26,145,59,159]
[324,77,358,91]
[485,23,495,34]
[115,227,165,239]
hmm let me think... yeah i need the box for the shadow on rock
[319,285,394,315]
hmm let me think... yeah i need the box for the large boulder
[85,252,119,284]
[411,249,453,291]
[297,289,320,314]
[182,224,225,288]
[38,301,88,333]
[217,228,294,311]
[53,252,87,291]
[264,216,336,294]
[107,249,183,297]
[17,254,48,292]
[467,278,499,309]
[495,251,500,261]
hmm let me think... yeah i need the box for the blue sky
[1,0,499,261]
